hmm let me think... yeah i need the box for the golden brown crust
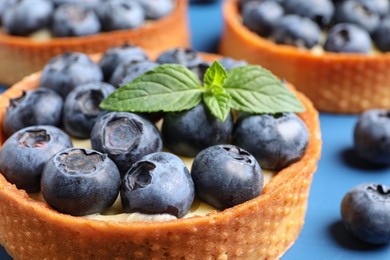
[0,53,322,259]
[0,0,190,86]
[219,0,390,114]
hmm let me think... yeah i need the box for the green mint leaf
[223,65,305,114]
[203,86,232,122]
[204,61,227,91]
[100,64,203,112]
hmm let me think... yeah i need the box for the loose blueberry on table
[353,109,390,165]
[341,183,390,244]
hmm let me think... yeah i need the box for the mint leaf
[100,64,203,112]
[204,61,227,90]
[203,86,231,121]
[202,61,231,121]
[223,65,305,114]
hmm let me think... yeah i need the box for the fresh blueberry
[156,48,202,69]
[191,144,263,210]
[0,125,73,192]
[283,0,334,28]
[134,0,173,20]
[218,57,248,71]
[52,4,101,37]
[242,0,284,37]
[189,60,212,83]
[51,0,101,10]
[272,15,322,49]
[324,23,372,53]
[374,16,390,52]
[364,0,390,17]
[99,44,149,81]
[40,52,103,98]
[41,148,121,216]
[353,109,390,165]
[334,0,381,34]
[97,0,145,32]
[341,183,390,244]
[2,0,54,36]
[119,60,159,86]
[121,152,194,218]
[0,0,18,26]
[239,0,285,11]
[233,113,309,171]
[90,112,163,175]
[162,102,233,157]
[2,89,63,138]
[62,82,115,139]
[109,60,157,87]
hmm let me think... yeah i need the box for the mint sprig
[100,61,305,121]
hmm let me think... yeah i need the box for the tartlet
[0,0,190,86]
[0,53,321,259]
[219,0,390,114]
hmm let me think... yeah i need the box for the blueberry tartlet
[0,0,189,86]
[220,0,390,113]
[0,49,321,259]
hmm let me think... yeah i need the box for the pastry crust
[219,0,390,114]
[0,53,322,260]
[0,0,190,86]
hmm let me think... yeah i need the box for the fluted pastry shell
[219,0,390,114]
[0,0,190,86]
[0,53,322,259]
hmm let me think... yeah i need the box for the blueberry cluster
[0,46,309,217]
[0,0,174,37]
[240,0,390,53]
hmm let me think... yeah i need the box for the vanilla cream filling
[28,137,274,222]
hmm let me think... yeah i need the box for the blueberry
[283,0,334,28]
[364,0,390,17]
[233,113,309,171]
[324,23,372,53]
[242,0,284,37]
[40,52,103,98]
[191,144,263,210]
[0,0,18,26]
[99,44,149,81]
[51,0,101,10]
[218,57,248,71]
[0,126,73,192]
[52,4,101,37]
[3,89,63,138]
[62,82,115,139]
[97,0,145,32]
[41,148,121,216]
[341,183,390,244]
[272,15,322,49]
[189,60,212,83]
[134,0,173,20]
[373,16,390,52]
[90,112,163,175]
[162,102,233,157]
[119,60,159,86]
[334,0,381,34]
[156,48,202,69]
[353,109,390,165]
[121,152,194,218]
[2,0,54,36]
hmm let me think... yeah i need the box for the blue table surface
[1,1,390,259]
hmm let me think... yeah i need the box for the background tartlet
[0,0,190,86]
[0,53,322,259]
[219,0,390,114]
